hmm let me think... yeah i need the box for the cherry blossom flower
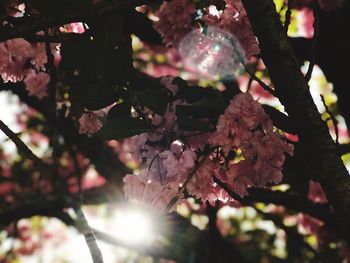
[159,147,196,182]
[308,180,328,204]
[160,76,178,95]
[123,170,182,212]
[210,93,293,197]
[118,133,149,165]
[210,93,272,150]
[0,38,50,82]
[23,70,50,99]
[154,0,196,46]
[78,104,115,135]
[78,112,103,134]
[298,213,323,235]
[187,159,217,202]
[228,92,272,130]
[0,44,10,72]
[202,0,260,59]
[297,8,314,38]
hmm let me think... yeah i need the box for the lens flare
[179,26,246,80]
[112,208,154,244]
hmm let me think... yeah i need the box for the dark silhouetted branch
[241,0,350,242]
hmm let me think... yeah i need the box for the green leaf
[191,97,226,113]
[69,78,119,111]
[137,88,170,115]
[133,72,171,115]
[176,105,221,119]
[98,103,150,140]
[262,105,297,134]
[175,78,227,108]
[177,116,213,132]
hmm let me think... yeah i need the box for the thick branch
[0,197,72,226]
[213,177,335,227]
[0,0,161,42]
[0,119,46,168]
[241,0,350,241]
[214,176,350,244]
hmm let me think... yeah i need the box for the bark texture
[241,0,350,241]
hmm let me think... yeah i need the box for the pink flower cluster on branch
[123,88,293,211]
[78,104,115,135]
[153,0,259,59]
[0,38,49,83]
[78,112,103,135]
[210,93,293,197]
[308,180,328,204]
[122,98,199,211]
[153,0,196,46]
[123,170,183,212]
[202,0,260,59]
[23,70,50,99]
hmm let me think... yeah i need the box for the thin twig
[305,2,319,82]
[0,0,161,42]
[44,29,57,96]
[212,176,244,202]
[284,0,293,34]
[245,67,276,96]
[75,208,104,263]
[0,120,46,167]
[320,95,339,144]
[165,155,208,212]
[213,176,337,229]
[246,61,259,92]
[24,32,88,43]
[69,146,83,201]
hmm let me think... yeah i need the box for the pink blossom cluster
[209,93,293,197]
[123,90,293,211]
[186,158,233,205]
[123,95,202,210]
[153,0,196,46]
[308,180,328,204]
[296,181,328,239]
[12,218,68,256]
[153,0,259,59]
[78,103,115,134]
[1,0,21,17]
[123,170,183,212]
[202,0,260,59]
[23,70,50,99]
[0,38,48,83]
[78,112,103,134]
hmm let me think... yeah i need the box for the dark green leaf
[262,105,297,134]
[177,116,213,132]
[176,105,221,119]
[133,72,171,115]
[98,103,149,140]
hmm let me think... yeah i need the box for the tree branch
[0,119,46,168]
[241,0,350,242]
[75,208,104,263]
[0,0,161,42]
[0,197,72,226]
[213,176,350,243]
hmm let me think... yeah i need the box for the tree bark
[241,0,350,241]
